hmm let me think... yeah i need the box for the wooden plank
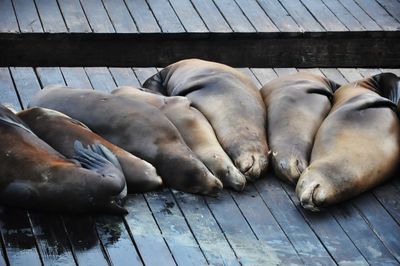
[173,191,241,265]
[212,0,255,32]
[36,67,65,87]
[124,0,160,33]
[57,0,92,32]
[102,0,138,33]
[124,195,176,266]
[250,68,278,85]
[0,0,19,32]
[374,0,400,23]
[12,0,43,32]
[28,213,76,266]
[35,0,67,32]
[190,0,231,32]
[85,67,116,92]
[0,208,42,266]
[234,0,278,32]
[238,68,262,88]
[255,176,336,265]
[357,68,382,77]
[0,240,5,266]
[80,0,115,33]
[381,69,400,76]
[133,67,158,84]
[278,0,324,31]
[9,67,41,108]
[0,68,22,111]
[146,0,185,33]
[338,68,363,82]
[332,203,399,265]
[61,67,92,88]
[168,0,208,32]
[300,0,348,31]
[320,68,348,85]
[145,189,208,265]
[230,186,304,265]
[374,183,400,225]
[256,0,300,32]
[353,0,400,30]
[274,68,298,76]
[337,0,381,30]
[321,0,364,30]
[109,68,141,87]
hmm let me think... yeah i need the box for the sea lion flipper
[355,94,397,111]
[306,87,333,101]
[143,71,168,95]
[371,72,400,104]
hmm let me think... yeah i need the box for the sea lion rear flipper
[371,72,400,104]
[143,71,168,95]
[73,141,123,172]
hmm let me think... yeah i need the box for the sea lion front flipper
[143,71,168,95]
[354,94,397,111]
[371,72,400,103]
[306,87,334,101]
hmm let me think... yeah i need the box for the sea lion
[17,107,163,193]
[0,105,127,214]
[296,74,400,211]
[261,72,339,185]
[143,59,268,181]
[29,86,223,196]
[112,86,247,191]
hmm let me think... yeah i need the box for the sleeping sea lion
[296,74,400,211]
[29,86,223,196]
[112,86,247,191]
[261,72,339,185]
[0,105,127,214]
[17,107,163,193]
[143,59,269,181]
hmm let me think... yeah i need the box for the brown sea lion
[17,107,163,193]
[143,59,268,181]
[296,74,400,211]
[112,86,247,191]
[261,72,339,185]
[0,105,127,214]
[29,86,223,196]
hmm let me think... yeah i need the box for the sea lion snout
[204,175,223,197]
[272,152,307,185]
[235,152,268,181]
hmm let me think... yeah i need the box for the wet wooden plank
[212,0,255,32]
[173,191,241,265]
[255,176,336,265]
[321,0,364,30]
[168,0,208,32]
[230,186,304,265]
[189,0,231,32]
[278,0,324,31]
[0,0,19,32]
[85,67,116,92]
[124,0,160,33]
[353,0,400,30]
[0,208,42,266]
[300,0,348,31]
[36,67,65,87]
[60,67,92,88]
[145,190,208,265]
[0,68,22,111]
[102,0,138,33]
[256,0,299,32]
[337,0,381,30]
[9,67,41,108]
[146,0,185,33]
[12,0,43,32]
[109,68,141,87]
[35,0,67,32]
[80,0,115,33]
[57,0,92,32]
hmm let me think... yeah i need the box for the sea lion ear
[355,94,397,111]
[371,72,400,103]
[73,141,123,172]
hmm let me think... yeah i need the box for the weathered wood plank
[9,67,41,108]
[338,68,363,82]
[353,0,400,30]
[12,0,43,32]
[60,67,92,88]
[321,0,364,30]
[80,0,115,33]
[374,183,400,225]
[102,0,138,33]
[274,68,298,76]
[57,0,92,32]
[374,0,400,24]
[0,0,19,32]
[145,189,208,265]
[85,67,116,92]
[124,195,176,266]
[337,0,381,30]
[0,68,22,111]
[319,68,348,85]
[212,0,255,32]
[234,0,278,32]
[146,0,185,33]
[0,208,42,266]
[250,68,278,85]
[133,67,158,84]
[256,0,300,31]
[35,0,67,32]
[36,67,65,87]
[168,0,208,32]
[124,0,160,33]
[109,68,141,87]
[190,0,231,32]
[278,0,324,31]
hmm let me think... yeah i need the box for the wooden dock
[0,66,399,265]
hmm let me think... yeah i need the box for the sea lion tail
[371,72,400,104]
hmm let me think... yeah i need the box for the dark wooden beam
[0,31,399,67]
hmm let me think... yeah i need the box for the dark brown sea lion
[0,105,127,214]
[296,74,400,211]
[143,59,268,181]
[112,86,247,191]
[17,107,163,193]
[29,86,223,196]
[261,72,339,185]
